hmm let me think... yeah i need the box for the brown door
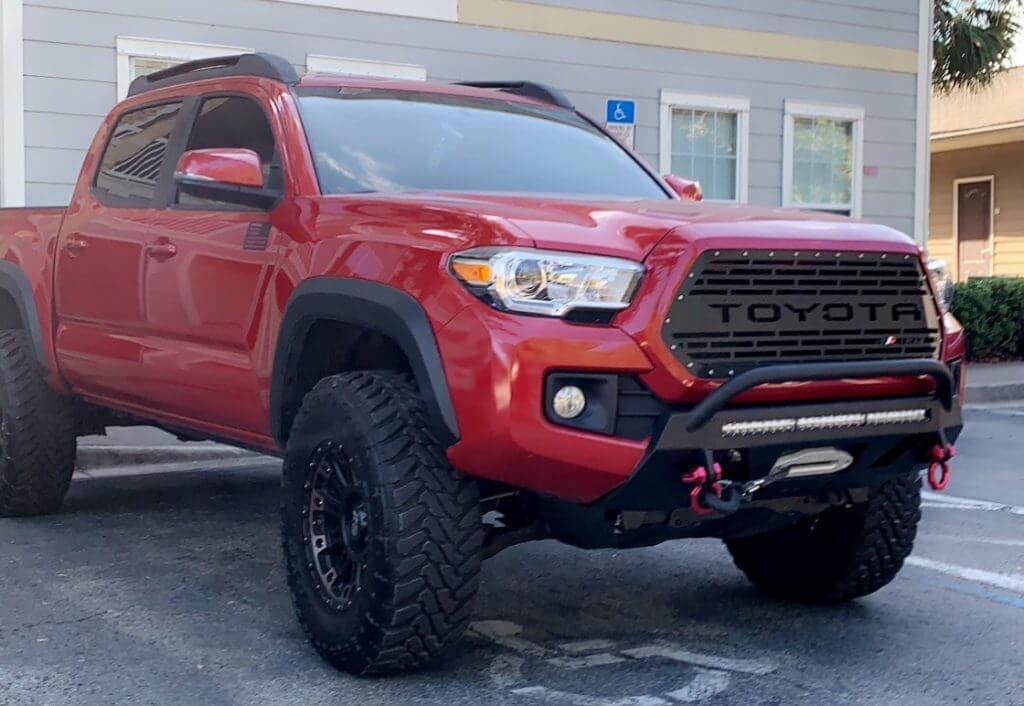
[957,179,993,279]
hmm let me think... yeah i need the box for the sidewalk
[77,425,261,471]
[965,361,1024,404]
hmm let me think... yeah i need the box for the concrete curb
[74,455,280,480]
[76,444,260,470]
[966,383,1024,405]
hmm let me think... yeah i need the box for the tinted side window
[177,96,279,208]
[95,102,183,204]
[187,97,276,175]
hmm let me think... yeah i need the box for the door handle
[145,240,178,261]
[64,236,88,253]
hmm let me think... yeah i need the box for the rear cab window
[94,102,183,206]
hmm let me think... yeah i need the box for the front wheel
[726,475,921,603]
[280,371,482,676]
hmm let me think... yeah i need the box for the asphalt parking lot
[2,405,1023,706]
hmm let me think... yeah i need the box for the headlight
[449,247,644,318]
[926,257,955,312]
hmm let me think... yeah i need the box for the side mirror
[174,148,278,209]
[927,257,956,312]
[663,174,703,202]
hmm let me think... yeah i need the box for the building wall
[930,143,1024,279]
[15,0,924,237]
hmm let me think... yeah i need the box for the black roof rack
[127,52,299,97]
[455,81,574,110]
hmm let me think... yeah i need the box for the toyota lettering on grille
[706,302,924,325]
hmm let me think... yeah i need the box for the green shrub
[950,278,1024,361]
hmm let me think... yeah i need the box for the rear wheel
[726,475,921,603]
[0,330,77,517]
[280,371,482,675]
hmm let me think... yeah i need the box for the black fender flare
[0,261,48,371]
[270,277,460,448]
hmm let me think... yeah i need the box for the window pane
[130,57,179,81]
[672,109,694,155]
[95,102,182,203]
[670,107,738,201]
[691,156,715,195]
[187,96,276,167]
[793,161,812,204]
[670,154,693,180]
[713,157,737,201]
[691,111,715,156]
[180,96,279,207]
[791,116,853,208]
[299,91,667,199]
[714,112,736,156]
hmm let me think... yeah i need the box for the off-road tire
[280,371,482,676]
[725,475,921,604]
[0,330,77,517]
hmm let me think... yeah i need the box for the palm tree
[934,0,1022,91]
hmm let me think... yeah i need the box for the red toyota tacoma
[0,54,965,675]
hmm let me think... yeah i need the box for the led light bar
[721,408,929,438]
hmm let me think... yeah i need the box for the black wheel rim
[304,440,368,611]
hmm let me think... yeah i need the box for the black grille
[661,250,941,379]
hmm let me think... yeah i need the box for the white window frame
[306,54,427,81]
[783,100,865,217]
[659,90,750,203]
[273,0,456,21]
[116,37,255,100]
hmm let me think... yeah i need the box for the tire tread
[281,371,481,675]
[0,330,76,517]
[726,475,921,604]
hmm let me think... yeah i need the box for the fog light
[552,385,586,419]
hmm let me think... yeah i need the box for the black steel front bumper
[599,359,963,512]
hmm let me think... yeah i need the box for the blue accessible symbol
[606,99,636,125]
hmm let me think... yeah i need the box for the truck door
[135,93,283,435]
[54,100,186,405]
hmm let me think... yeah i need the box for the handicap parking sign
[605,99,636,149]
[606,99,636,125]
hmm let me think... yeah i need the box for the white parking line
[471,621,777,704]
[622,646,777,676]
[920,533,1024,548]
[907,557,1024,594]
[511,686,668,706]
[666,669,733,703]
[921,492,1024,516]
[978,407,1024,417]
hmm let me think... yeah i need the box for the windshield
[297,88,668,200]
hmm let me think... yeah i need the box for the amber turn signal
[450,260,493,286]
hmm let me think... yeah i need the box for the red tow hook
[681,463,724,516]
[927,443,956,491]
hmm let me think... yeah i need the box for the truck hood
[378,192,918,261]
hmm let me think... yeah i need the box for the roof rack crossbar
[455,81,574,110]
[127,52,299,97]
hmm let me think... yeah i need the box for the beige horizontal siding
[459,0,919,72]
[929,142,1024,279]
